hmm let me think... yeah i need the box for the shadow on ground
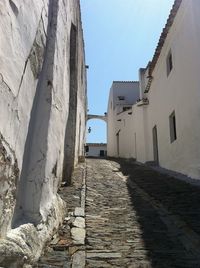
[115,158,200,267]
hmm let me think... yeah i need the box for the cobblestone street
[85,158,200,268]
[35,164,86,268]
[35,158,200,267]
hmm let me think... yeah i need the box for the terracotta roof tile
[149,0,182,75]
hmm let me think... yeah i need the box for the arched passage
[86,114,107,157]
[87,114,107,123]
[86,118,107,157]
[86,119,107,143]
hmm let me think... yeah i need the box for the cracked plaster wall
[0,0,86,265]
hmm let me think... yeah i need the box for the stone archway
[87,114,107,123]
[86,114,107,143]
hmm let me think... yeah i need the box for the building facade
[0,0,87,265]
[107,0,200,180]
[86,143,107,157]
[107,81,140,157]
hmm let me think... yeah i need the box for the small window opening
[169,111,177,143]
[166,50,173,76]
[118,96,125,101]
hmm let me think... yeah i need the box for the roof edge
[113,81,139,83]
[149,0,183,74]
[86,143,107,146]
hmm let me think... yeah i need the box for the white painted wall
[144,0,200,178]
[107,81,140,157]
[107,0,200,180]
[86,144,107,157]
[0,0,87,265]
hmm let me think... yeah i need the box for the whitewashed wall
[107,0,200,180]
[144,0,200,178]
[86,144,107,157]
[0,0,86,266]
[107,82,140,157]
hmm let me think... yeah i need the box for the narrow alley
[36,158,200,267]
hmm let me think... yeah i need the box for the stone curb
[72,251,85,268]
[71,162,87,268]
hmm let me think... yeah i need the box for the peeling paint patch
[0,133,19,237]
[29,18,46,79]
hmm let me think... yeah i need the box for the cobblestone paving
[85,158,200,268]
[34,164,85,268]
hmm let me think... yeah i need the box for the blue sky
[81,0,174,143]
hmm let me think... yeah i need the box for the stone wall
[0,0,86,266]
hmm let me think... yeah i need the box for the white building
[86,143,107,157]
[107,0,200,180]
[107,81,140,157]
[0,0,87,265]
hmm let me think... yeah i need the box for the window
[118,96,125,100]
[166,50,173,76]
[123,106,130,112]
[152,125,159,163]
[169,111,177,143]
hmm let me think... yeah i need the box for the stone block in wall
[0,134,19,237]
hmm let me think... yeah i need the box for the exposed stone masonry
[35,163,86,268]
[0,134,19,237]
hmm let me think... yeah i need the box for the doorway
[100,150,105,157]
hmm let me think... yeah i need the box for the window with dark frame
[169,111,177,143]
[166,50,173,76]
[118,96,125,100]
